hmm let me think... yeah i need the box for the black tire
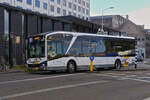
[67,61,76,73]
[0,64,3,72]
[115,60,121,70]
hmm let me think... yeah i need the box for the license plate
[34,67,39,70]
[34,61,39,64]
[123,63,128,67]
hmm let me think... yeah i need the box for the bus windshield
[28,36,45,58]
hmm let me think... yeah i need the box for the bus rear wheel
[67,61,76,73]
[115,60,121,70]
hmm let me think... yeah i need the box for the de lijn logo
[89,56,95,61]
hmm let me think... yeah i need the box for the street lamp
[101,7,114,32]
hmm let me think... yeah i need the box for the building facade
[90,15,127,29]
[90,15,149,58]
[145,29,150,58]
[0,0,90,20]
[1,3,120,66]
[0,3,121,66]
[117,20,146,58]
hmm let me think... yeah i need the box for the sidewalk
[0,69,24,74]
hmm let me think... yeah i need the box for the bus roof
[29,31,135,40]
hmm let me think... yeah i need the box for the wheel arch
[114,58,122,68]
[67,59,77,67]
[65,57,78,68]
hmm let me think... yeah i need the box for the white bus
[27,31,136,72]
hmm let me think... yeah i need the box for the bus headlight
[42,64,45,67]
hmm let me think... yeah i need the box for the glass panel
[68,37,82,56]
[82,36,90,56]
[47,42,57,58]
[105,38,136,57]
[63,34,73,53]
[22,14,24,34]
[4,10,9,34]
[47,34,73,60]
[28,36,45,58]
[57,42,63,54]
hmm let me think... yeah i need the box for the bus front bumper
[27,63,47,71]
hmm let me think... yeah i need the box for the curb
[0,70,25,74]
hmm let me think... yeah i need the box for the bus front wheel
[115,60,121,70]
[67,61,76,73]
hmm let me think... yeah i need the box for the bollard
[89,56,95,72]
[90,61,94,72]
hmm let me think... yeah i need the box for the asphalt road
[1,69,150,100]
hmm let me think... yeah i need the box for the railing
[0,56,9,72]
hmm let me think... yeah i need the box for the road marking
[125,75,137,78]
[94,74,119,78]
[0,73,86,85]
[146,73,150,75]
[105,73,126,76]
[143,97,150,100]
[94,73,150,83]
[138,77,150,79]
[127,78,150,83]
[0,80,107,100]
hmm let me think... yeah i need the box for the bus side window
[94,37,106,57]
[90,37,96,54]
[47,42,57,59]
[57,42,62,54]
[82,36,90,56]
[68,37,82,56]
[63,35,73,54]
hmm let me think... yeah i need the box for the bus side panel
[47,57,67,67]
[76,57,121,68]
[47,57,78,69]
[95,57,116,67]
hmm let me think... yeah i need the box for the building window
[17,0,22,2]
[57,7,61,14]
[73,4,76,11]
[78,14,80,18]
[50,5,54,12]
[86,9,89,15]
[68,11,71,15]
[78,6,81,12]
[82,8,85,13]
[82,0,85,6]
[73,13,76,16]
[51,0,54,2]
[68,2,72,9]
[78,0,81,4]
[35,0,40,8]
[57,0,61,4]
[63,9,66,16]
[4,10,9,34]
[86,17,88,21]
[86,2,89,8]
[27,0,32,5]
[82,16,84,20]
[43,3,47,9]
[63,0,67,6]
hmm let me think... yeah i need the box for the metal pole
[101,7,114,32]
[101,9,104,32]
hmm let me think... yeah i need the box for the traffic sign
[89,56,95,61]
[89,56,95,72]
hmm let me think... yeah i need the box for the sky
[90,0,150,29]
